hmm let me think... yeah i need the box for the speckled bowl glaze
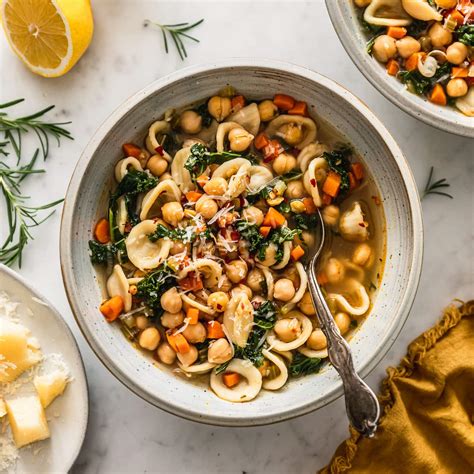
[326,1,474,138]
[60,59,423,426]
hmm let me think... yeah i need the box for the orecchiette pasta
[91,89,384,404]
[363,0,413,26]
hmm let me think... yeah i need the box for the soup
[89,88,385,402]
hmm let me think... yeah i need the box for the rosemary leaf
[422,166,453,200]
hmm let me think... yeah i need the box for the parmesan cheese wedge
[5,396,50,448]
[0,320,42,382]
[34,371,69,408]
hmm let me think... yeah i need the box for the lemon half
[0,0,93,78]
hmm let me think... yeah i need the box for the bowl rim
[60,58,424,426]
[0,263,90,469]
[325,0,474,138]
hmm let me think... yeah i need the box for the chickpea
[182,322,207,343]
[231,284,253,300]
[372,35,397,63]
[243,206,264,226]
[395,36,421,59]
[226,260,248,283]
[156,342,177,365]
[180,110,202,134]
[207,292,229,312]
[446,42,468,66]
[322,205,340,227]
[301,231,315,248]
[446,78,468,98]
[258,100,278,122]
[203,177,228,196]
[298,291,316,316]
[273,278,296,302]
[435,0,456,8]
[257,243,278,266]
[274,318,301,343]
[334,312,351,336]
[138,327,161,351]
[162,201,184,227]
[419,36,432,53]
[272,153,297,175]
[136,315,149,330]
[161,311,184,329]
[228,128,254,152]
[146,154,168,176]
[246,268,265,293]
[177,344,198,367]
[354,0,371,5]
[325,258,345,284]
[216,275,233,293]
[279,123,303,146]
[352,243,372,267]
[207,96,232,122]
[170,241,187,256]
[428,23,452,48]
[196,197,218,219]
[208,338,232,364]
[307,329,327,350]
[160,287,182,314]
[285,180,306,199]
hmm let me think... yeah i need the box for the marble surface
[0,1,472,473]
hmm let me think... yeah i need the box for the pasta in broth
[89,88,385,403]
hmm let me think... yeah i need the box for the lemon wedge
[0,0,93,77]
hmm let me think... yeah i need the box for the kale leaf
[235,220,266,254]
[456,24,474,46]
[406,20,428,37]
[323,147,352,197]
[136,263,175,312]
[399,62,451,96]
[253,301,277,330]
[148,223,210,243]
[289,353,324,377]
[195,102,213,128]
[234,327,266,367]
[88,239,126,265]
[111,169,158,203]
[293,213,319,231]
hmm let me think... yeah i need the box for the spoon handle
[308,261,380,437]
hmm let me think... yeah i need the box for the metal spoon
[305,209,380,437]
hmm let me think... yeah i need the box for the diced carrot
[302,197,317,214]
[94,218,110,244]
[207,321,225,339]
[273,94,295,111]
[322,171,341,198]
[288,101,308,116]
[259,226,271,238]
[387,26,406,39]
[231,95,246,111]
[122,143,142,158]
[351,162,364,181]
[196,174,209,188]
[186,308,199,325]
[167,332,190,354]
[262,208,286,228]
[321,193,332,206]
[451,67,468,78]
[255,132,270,150]
[447,9,464,25]
[291,245,305,262]
[100,296,124,322]
[386,59,400,76]
[349,172,358,191]
[405,52,425,72]
[185,191,203,202]
[429,84,447,106]
[179,272,204,291]
[317,272,328,286]
[223,372,241,388]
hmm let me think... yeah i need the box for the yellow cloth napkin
[322,300,474,474]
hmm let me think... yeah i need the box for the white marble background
[0,1,472,473]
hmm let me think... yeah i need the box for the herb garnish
[422,166,452,200]
[148,223,211,243]
[323,146,352,197]
[0,99,72,267]
[144,19,204,61]
[289,353,323,377]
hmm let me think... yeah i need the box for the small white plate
[0,264,88,473]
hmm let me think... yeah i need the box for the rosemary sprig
[422,166,453,200]
[0,98,72,161]
[144,19,204,60]
[0,98,71,267]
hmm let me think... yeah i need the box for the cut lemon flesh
[1,0,93,77]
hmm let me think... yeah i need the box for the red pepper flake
[155,145,164,156]
[310,178,316,187]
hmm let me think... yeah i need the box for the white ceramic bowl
[326,1,474,138]
[60,59,423,426]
